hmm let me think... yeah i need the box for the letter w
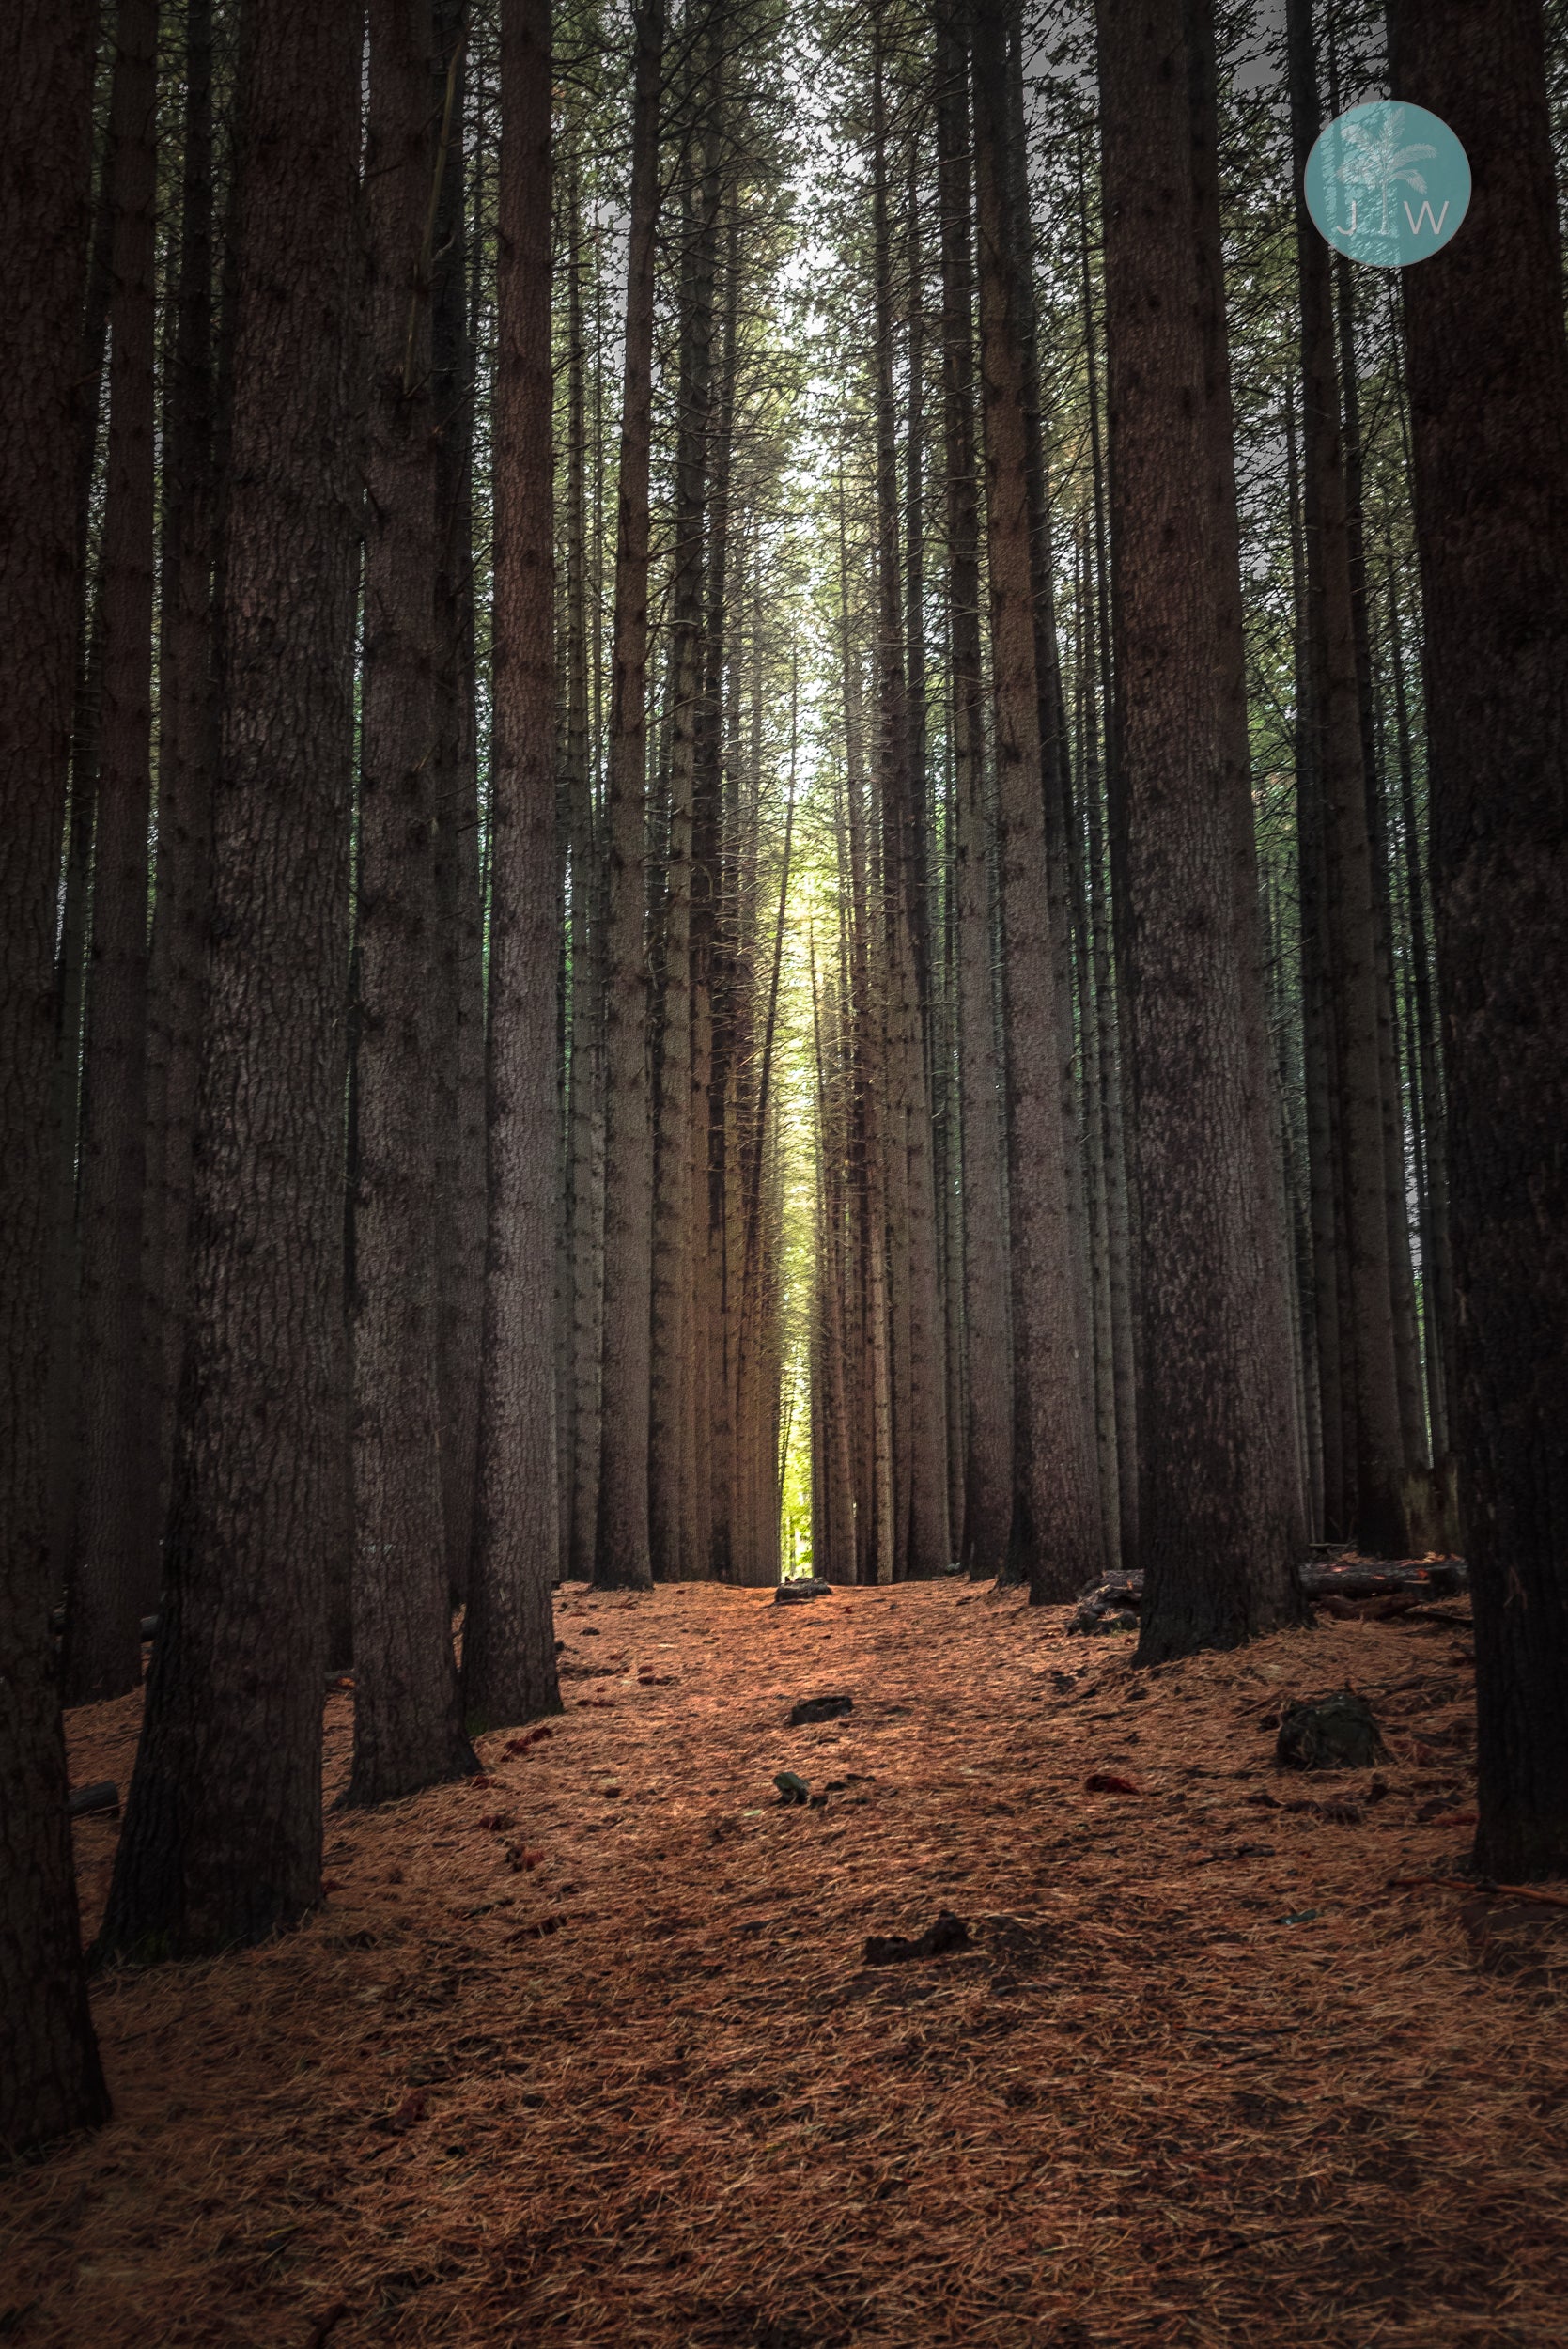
[1404,198,1451,237]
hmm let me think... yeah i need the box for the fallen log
[68,1781,119,1819]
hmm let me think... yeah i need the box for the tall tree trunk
[64,0,161,1705]
[348,0,476,1803]
[973,0,1102,1604]
[564,135,602,1585]
[464,0,564,1725]
[431,0,487,1607]
[98,0,361,1962]
[145,0,217,1597]
[938,2,1011,1581]
[0,0,110,2159]
[1287,0,1410,1557]
[1385,543,1453,1469]
[690,204,739,1582]
[870,12,948,1579]
[596,0,663,1591]
[652,80,721,1582]
[1388,0,1568,1879]
[1078,142,1139,1576]
[1095,0,1306,1658]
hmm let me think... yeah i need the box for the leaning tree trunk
[0,0,110,2160]
[464,0,565,1728]
[347,0,476,1803]
[1388,0,1568,1880]
[65,0,161,1706]
[1095,0,1307,1660]
[97,0,362,1963]
[973,0,1103,1605]
[596,0,663,1592]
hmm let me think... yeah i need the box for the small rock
[789,1694,853,1726]
[863,1910,971,1967]
[774,1771,811,1806]
[1275,1688,1389,1771]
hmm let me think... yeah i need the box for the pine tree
[0,0,110,2159]
[464,0,565,1726]
[1389,0,1568,1877]
[97,0,363,1960]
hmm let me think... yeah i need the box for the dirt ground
[6,1578,1567,2348]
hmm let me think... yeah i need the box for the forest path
[8,1583,1567,2347]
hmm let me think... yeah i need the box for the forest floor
[7,1579,1568,2349]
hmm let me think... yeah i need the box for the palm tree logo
[1331,103,1437,238]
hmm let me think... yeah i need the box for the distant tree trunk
[973,0,1103,1604]
[691,205,739,1582]
[348,0,476,1804]
[870,13,948,1579]
[652,85,721,1582]
[596,0,663,1592]
[0,0,110,2160]
[938,2,1011,1582]
[430,0,486,1607]
[1095,0,1306,1658]
[64,0,161,1705]
[464,0,564,1726]
[1385,543,1453,1468]
[1388,0,1568,1880]
[1287,0,1410,1557]
[98,0,362,1962]
[145,0,217,1595]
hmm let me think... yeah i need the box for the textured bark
[1388,0,1568,1879]
[45,151,116,1642]
[65,0,161,1705]
[1078,147,1139,1577]
[811,948,858,1582]
[1287,0,1409,1557]
[1386,545,1452,1467]
[464,0,564,1727]
[974,0,1103,1604]
[938,5,1011,1582]
[145,0,217,1589]
[651,93,721,1583]
[564,139,602,1586]
[97,0,361,1962]
[842,526,895,1586]
[596,0,663,1592]
[1096,0,1305,1659]
[690,207,739,1583]
[0,0,109,2160]
[430,0,486,1607]
[348,0,476,1805]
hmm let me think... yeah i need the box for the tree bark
[1095,0,1306,1658]
[145,0,217,1598]
[1287,0,1410,1557]
[0,0,110,2160]
[1388,0,1568,1878]
[348,0,476,1803]
[65,0,161,1705]
[938,2,1011,1582]
[464,0,565,1725]
[97,0,362,1962]
[430,0,487,1608]
[596,0,663,1591]
[973,0,1103,1604]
